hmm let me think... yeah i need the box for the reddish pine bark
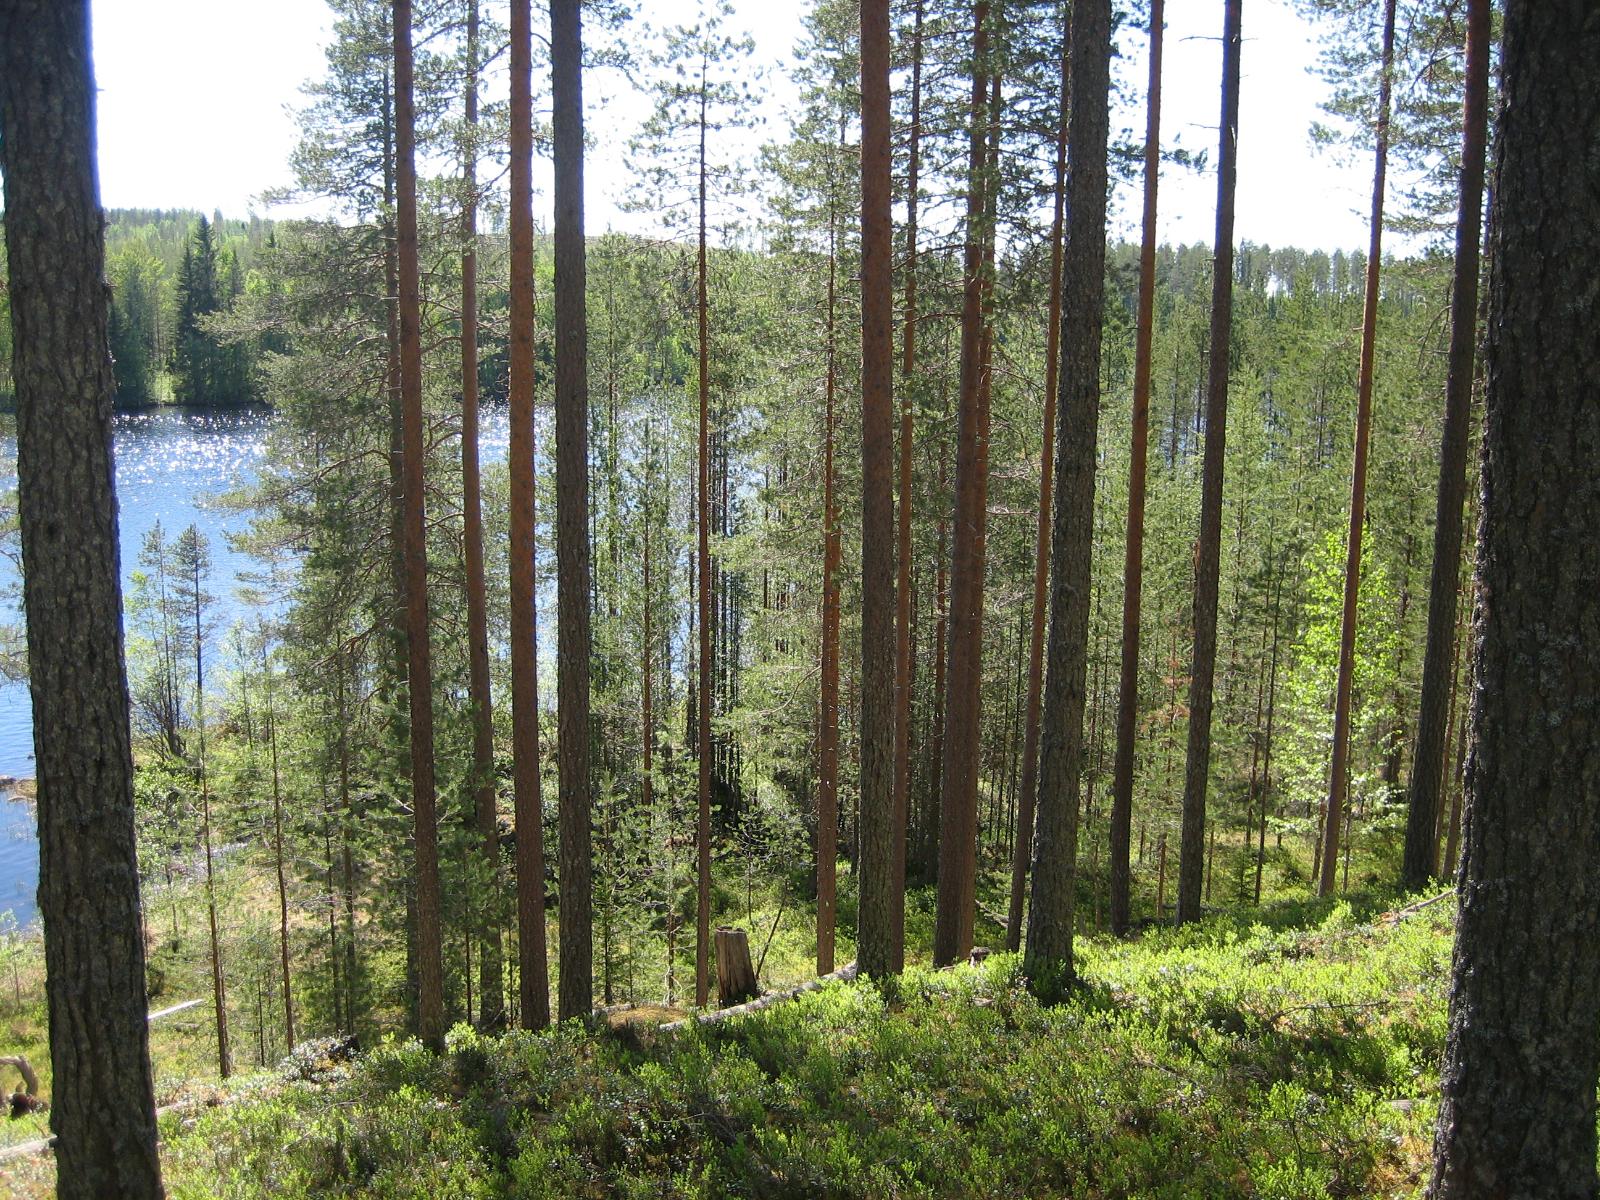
[1021,0,1113,998]
[1402,0,1488,892]
[933,1,993,968]
[551,0,593,1022]
[817,186,841,977]
[695,77,714,1010]
[857,0,899,977]
[508,0,551,1030]
[459,0,504,1031]
[1007,11,1070,951]
[393,0,446,1044]
[892,0,925,973]
[1175,0,1242,924]
[1108,0,1164,936]
[1319,0,1396,897]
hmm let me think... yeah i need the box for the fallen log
[0,1096,205,1163]
[1386,890,1454,922]
[659,962,859,1032]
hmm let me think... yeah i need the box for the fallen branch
[659,962,858,1032]
[977,902,1010,933]
[148,998,203,1023]
[754,885,789,983]
[0,1097,200,1163]
[1386,891,1453,922]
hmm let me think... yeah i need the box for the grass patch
[140,891,1452,1199]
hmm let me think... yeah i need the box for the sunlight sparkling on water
[0,405,277,927]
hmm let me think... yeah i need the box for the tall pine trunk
[1175,0,1242,925]
[1427,5,1600,1191]
[1007,7,1070,950]
[508,0,551,1030]
[933,0,993,968]
[694,72,714,1010]
[393,0,445,1045]
[1401,0,1488,892]
[1108,0,1164,936]
[0,4,165,1188]
[1319,0,1395,897]
[857,0,898,977]
[191,566,231,1078]
[551,0,593,1022]
[459,0,503,1030]
[892,0,925,969]
[261,640,296,1049]
[817,179,841,976]
[1023,0,1113,999]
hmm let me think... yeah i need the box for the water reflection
[0,405,276,927]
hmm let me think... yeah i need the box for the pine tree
[551,0,594,1023]
[1008,1,1071,950]
[1319,0,1396,898]
[1175,0,1244,925]
[174,524,230,1078]
[1401,0,1488,892]
[508,0,551,1030]
[0,3,165,1189]
[934,0,996,969]
[457,0,504,1031]
[1107,0,1164,937]
[1427,4,1600,1191]
[856,0,898,977]
[391,0,445,1046]
[172,217,222,404]
[1023,0,1114,999]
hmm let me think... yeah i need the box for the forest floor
[1,882,1455,1199]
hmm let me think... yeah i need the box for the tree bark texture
[892,0,925,975]
[0,2,165,1192]
[1022,0,1112,1000]
[1108,0,1164,937]
[508,0,551,1030]
[1007,12,1070,951]
[459,0,504,1031]
[1402,0,1488,893]
[695,78,714,1010]
[1175,0,1242,925]
[392,0,446,1046]
[857,0,899,978]
[1427,4,1600,1195]
[817,200,841,977]
[934,0,992,969]
[1320,0,1395,898]
[551,0,594,1023]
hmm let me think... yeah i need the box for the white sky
[89,0,1382,254]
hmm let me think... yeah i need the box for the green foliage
[158,897,1454,1198]
[172,217,259,405]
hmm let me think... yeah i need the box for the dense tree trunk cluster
[3,2,1597,1194]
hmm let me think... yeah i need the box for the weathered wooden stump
[0,1054,43,1119]
[0,1054,37,1097]
[714,926,759,1006]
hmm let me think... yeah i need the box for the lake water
[0,403,524,930]
[0,406,275,929]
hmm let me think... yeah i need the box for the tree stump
[714,927,759,1006]
[0,1055,37,1097]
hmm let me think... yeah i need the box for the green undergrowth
[158,894,1453,1199]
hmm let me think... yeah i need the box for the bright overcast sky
[90,0,1382,254]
